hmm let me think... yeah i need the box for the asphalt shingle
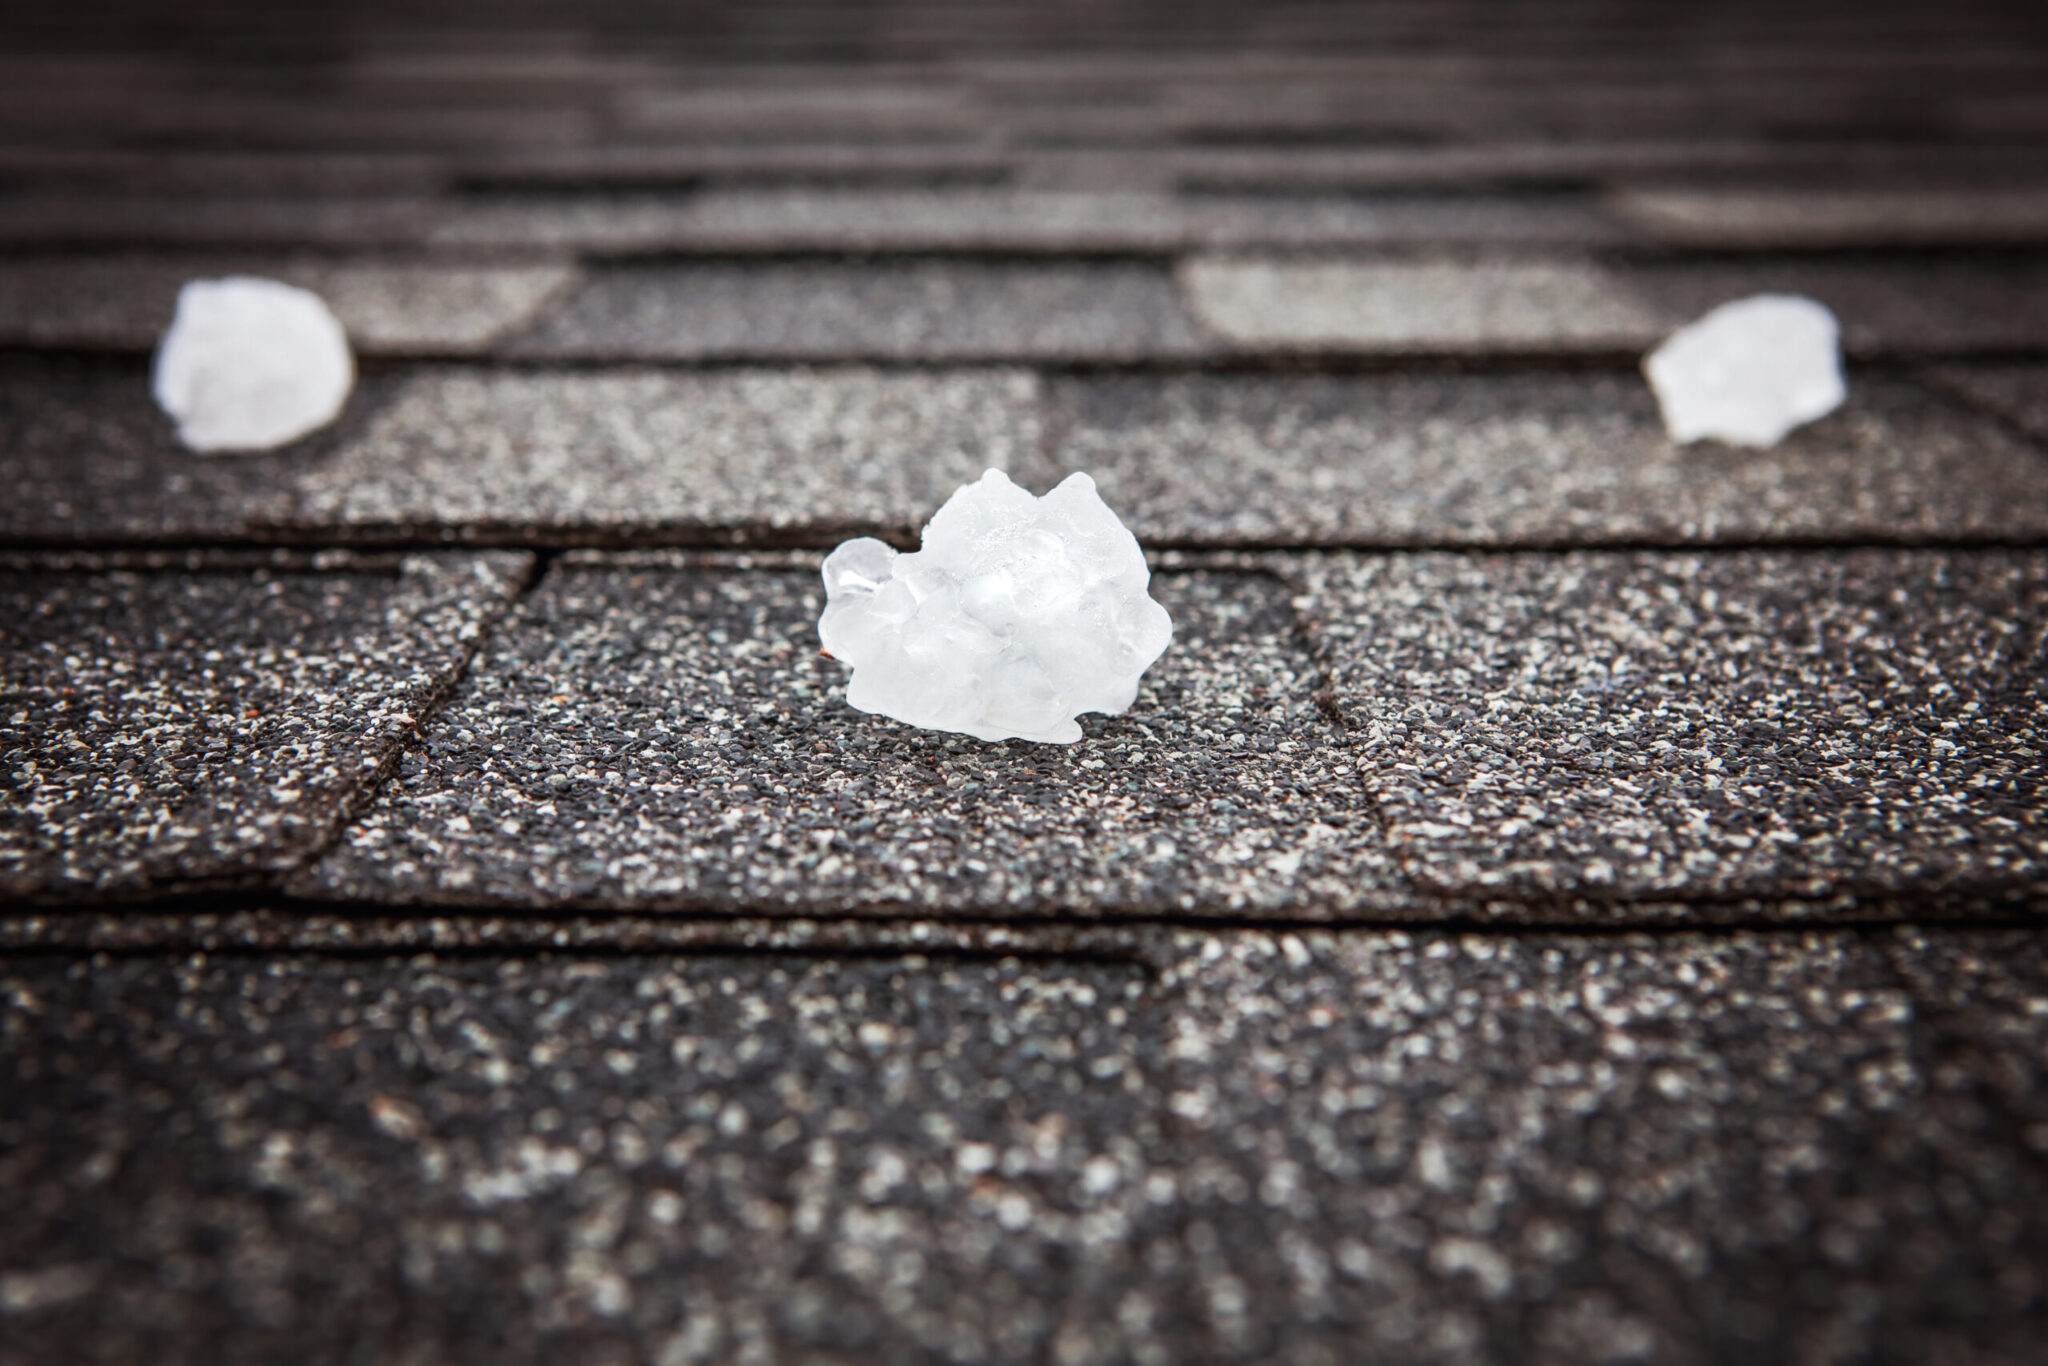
[293,367,1044,544]
[0,951,1164,1366]
[1606,186,2048,250]
[0,550,531,901]
[431,190,1618,254]
[1047,373,2048,548]
[0,258,577,355]
[0,360,305,542]
[3,927,2044,1364]
[1295,549,2048,905]
[506,262,1207,362]
[1181,256,2048,357]
[1154,927,2048,1365]
[297,563,1404,916]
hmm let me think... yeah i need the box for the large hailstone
[819,469,1173,744]
[1643,294,1846,447]
[152,276,355,452]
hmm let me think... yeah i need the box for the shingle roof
[4,3,2048,1360]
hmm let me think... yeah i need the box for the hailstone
[1643,294,1846,447]
[152,276,355,452]
[819,469,1173,744]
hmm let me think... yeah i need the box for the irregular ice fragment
[152,276,354,452]
[819,469,1173,744]
[1643,293,1846,447]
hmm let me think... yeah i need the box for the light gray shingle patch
[1180,256,2048,357]
[1181,257,1664,354]
[1926,363,2048,443]
[0,551,532,901]
[506,262,1207,362]
[0,258,577,355]
[292,367,1044,543]
[1047,374,2048,547]
[1155,927,2048,1365]
[1607,186,2048,250]
[1294,549,2048,902]
[297,566,1405,916]
[4,930,2045,1363]
[430,189,1617,254]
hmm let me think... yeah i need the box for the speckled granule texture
[0,258,576,354]
[1177,257,2048,357]
[1149,928,2048,1365]
[294,367,1046,541]
[1046,374,2048,547]
[297,564,1407,915]
[0,360,303,541]
[425,189,1621,254]
[1294,550,2048,901]
[3,930,2045,1365]
[0,551,532,900]
[506,262,1210,362]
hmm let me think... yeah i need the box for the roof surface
[4,3,2048,1362]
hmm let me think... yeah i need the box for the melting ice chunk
[1643,294,1846,448]
[819,469,1173,744]
[152,277,355,453]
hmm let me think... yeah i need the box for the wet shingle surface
[298,565,1405,916]
[1297,550,2048,904]
[4,928,2046,1365]
[0,551,530,900]
[1048,373,2048,548]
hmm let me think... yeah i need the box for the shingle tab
[1180,258,1664,354]
[1607,186,2048,249]
[0,360,305,541]
[0,258,577,355]
[293,367,1044,543]
[297,565,1406,916]
[4,927,2044,1364]
[1155,927,2048,1364]
[1296,549,2048,904]
[1181,255,2048,357]
[427,189,1616,254]
[509,261,1207,362]
[1047,373,2048,547]
[0,551,532,901]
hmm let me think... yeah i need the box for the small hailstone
[152,276,354,452]
[1643,294,1846,447]
[819,469,1173,744]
